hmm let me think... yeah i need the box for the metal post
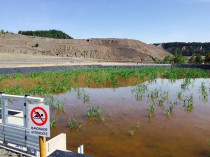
[24,94,29,128]
[39,136,46,157]
[3,96,8,124]
[0,92,4,120]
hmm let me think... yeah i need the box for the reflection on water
[45,79,210,156]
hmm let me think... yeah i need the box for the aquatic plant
[200,82,208,101]
[164,105,174,117]
[99,115,105,122]
[185,95,194,112]
[158,99,164,106]
[136,122,140,128]
[50,117,56,128]
[87,106,102,117]
[148,104,155,118]
[68,117,82,129]
[109,111,112,117]
[83,93,90,103]
[128,130,135,136]
[45,95,64,111]
[132,84,148,102]
[150,89,159,100]
[177,91,182,100]
[160,91,169,101]
[54,100,64,111]
[181,78,192,90]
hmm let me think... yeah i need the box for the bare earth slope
[0,34,170,63]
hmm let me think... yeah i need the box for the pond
[48,78,210,157]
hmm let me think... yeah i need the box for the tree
[204,53,210,63]
[163,55,173,63]
[18,29,73,39]
[195,54,204,64]
[173,52,185,64]
[0,29,4,34]
[188,55,196,64]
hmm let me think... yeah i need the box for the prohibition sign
[30,106,48,126]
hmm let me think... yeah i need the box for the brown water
[48,79,209,156]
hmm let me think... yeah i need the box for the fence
[0,93,44,156]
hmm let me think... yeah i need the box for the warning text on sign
[31,127,49,136]
[28,104,50,137]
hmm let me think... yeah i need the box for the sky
[0,0,210,43]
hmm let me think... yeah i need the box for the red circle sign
[30,106,48,126]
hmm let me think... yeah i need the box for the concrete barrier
[46,133,67,156]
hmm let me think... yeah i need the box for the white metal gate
[0,93,44,156]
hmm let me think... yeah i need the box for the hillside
[0,33,170,63]
[154,42,210,56]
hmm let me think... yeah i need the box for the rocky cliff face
[0,34,170,63]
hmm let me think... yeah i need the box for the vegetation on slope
[18,29,73,39]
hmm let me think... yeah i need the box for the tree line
[154,42,210,56]
[18,29,73,39]
[0,29,13,34]
[163,53,210,64]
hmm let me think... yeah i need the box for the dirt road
[0,52,142,68]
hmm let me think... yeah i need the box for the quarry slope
[0,34,170,63]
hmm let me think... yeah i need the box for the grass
[0,67,209,96]
[87,106,102,117]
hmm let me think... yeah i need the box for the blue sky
[0,0,210,43]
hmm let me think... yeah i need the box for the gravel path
[0,148,22,157]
